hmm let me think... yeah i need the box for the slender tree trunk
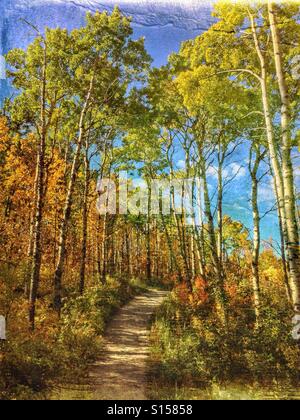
[135,230,140,278]
[249,146,264,326]
[249,12,287,236]
[181,181,193,286]
[279,209,293,304]
[125,226,132,277]
[268,2,300,317]
[160,213,183,283]
[155,221,160,279]
[217,145,224,265]
[191,186,204,278]
[110,229,116,276]
[271,163,293,304]
[201,157,228,326]
[146,182,152,282]
[79,142,90,295]
[101,213,107,283]
[53,76,94,314]
[190,231,196,279]
[249,13,297,309]
[191,177,202,278]
[170,180,191,289]
[96,215,102,283]
[28,45,47,330]
[196,177,206,278]
[25,161,39,297]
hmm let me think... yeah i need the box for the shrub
[0,277,140,400]
[149,290,300,396]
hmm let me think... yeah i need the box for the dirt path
[88,289,168,400]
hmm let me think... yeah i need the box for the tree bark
[268,2,300,316]
[201,157,228,326]
[196,177,206,278]
[217,143,225,266]
[53,75,94,314]
[160,212,183,283]
[270,162,293,304]
[25,157,39,298]
[249,145,264,326]
[79,139,90,295]
[28,44,47,330]
[249,12,286,234]
[146,181,152,282]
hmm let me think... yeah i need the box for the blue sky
[1,0,299,245]
[131,24,286,246]
[133,25,200,67]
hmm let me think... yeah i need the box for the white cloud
[206,165,218,179]
[294,166,300,178]
[295,166,300,192]
[206,163,246,181]
[258,184,276,202]
[177,160,186,170]
[228,162,247,179]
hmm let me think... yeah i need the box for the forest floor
[54,289,168,400]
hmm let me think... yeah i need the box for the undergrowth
[148,286,300,400]
[0,277,143,400]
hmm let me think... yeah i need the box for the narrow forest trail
[88,289,168,400]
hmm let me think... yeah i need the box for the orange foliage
[175,282,191,304]
[192,276,209,306]
[175,276,208,307]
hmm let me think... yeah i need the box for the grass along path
[53,289,168,400]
